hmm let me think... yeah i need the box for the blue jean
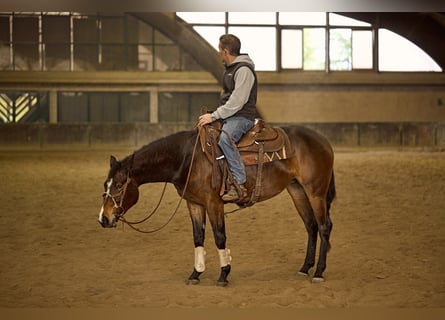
[218,116,254,185]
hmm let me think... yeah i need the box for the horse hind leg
[286,181,318,277]
[308,195,333,283]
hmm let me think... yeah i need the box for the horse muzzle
[98,202,125,228]
[98,208,124,228]
[98,214,117,228]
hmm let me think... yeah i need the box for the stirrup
[222,185,240,202]
[222,184,247,202]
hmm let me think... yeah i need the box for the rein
[115,127,202,234]
[121,182,167,225]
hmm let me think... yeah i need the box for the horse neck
[129,131,194,186]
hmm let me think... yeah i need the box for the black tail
[326,171,336,215]
[325,171,335,252]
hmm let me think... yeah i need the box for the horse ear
[110,155,118,168]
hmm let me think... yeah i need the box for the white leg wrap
[217,248,232,267]
[194,246,206,272]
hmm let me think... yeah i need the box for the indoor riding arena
[1,11,444,311]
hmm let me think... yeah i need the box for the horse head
[98,155,139,228]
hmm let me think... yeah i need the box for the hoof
[216,280,229,287]
[187,269,202,285]
[298,271,309,277]
[186,278,200,285]
[312,276,324,284]
[215,265,231,287]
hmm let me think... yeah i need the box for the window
[0,16,12,70]
[329,28,352,71]
[352,30,373,69]
[378,28,441,72]
[281,29,302,69]
[0,92,49,123]
[228,26,276,71]
[1,12,205,72]
[12,15,40,70]
[303,28,325,70]
[176,12,225,24]
[178,12,442,72]
[193,26,225,51]
[229,12,276,25]
[58,92,150,122]
[329,13,371,27]
[279,12,326,26]
[158,92,219,122]
[1,12,441,73]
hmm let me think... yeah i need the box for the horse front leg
[186,201,206,285]
[208,201,232,287]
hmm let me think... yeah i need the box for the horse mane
[115,129,199,183]
[134,129,198,159]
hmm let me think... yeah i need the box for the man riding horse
[99,34,335,286]
[198,34,259,203]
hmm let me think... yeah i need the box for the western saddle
[199,118,293,206]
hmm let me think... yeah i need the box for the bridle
[101,126,202,233]
[102,175,132,222]
[101,125,248,232]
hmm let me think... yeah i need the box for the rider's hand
[197,113,213,127]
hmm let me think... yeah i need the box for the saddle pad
[241,149,288,166]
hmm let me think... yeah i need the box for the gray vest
[220,60,258,121]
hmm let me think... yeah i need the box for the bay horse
[98,124,335,286]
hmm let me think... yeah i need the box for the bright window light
[228,26,276,71]
[281,29,303,69]
[176,12,225,24]
[352,30,373,69]
[379,29,441,72]
[329,13,371,26]
[303,28,326,70]
[177,12,442,73]
[329,28,352,70]
[279,12,326,26]
[229,12,276,25]
[193,26,226,50]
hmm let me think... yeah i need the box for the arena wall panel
[0,122,443,149]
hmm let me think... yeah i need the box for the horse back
[281,125,333,156]
[281,125,334,184]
